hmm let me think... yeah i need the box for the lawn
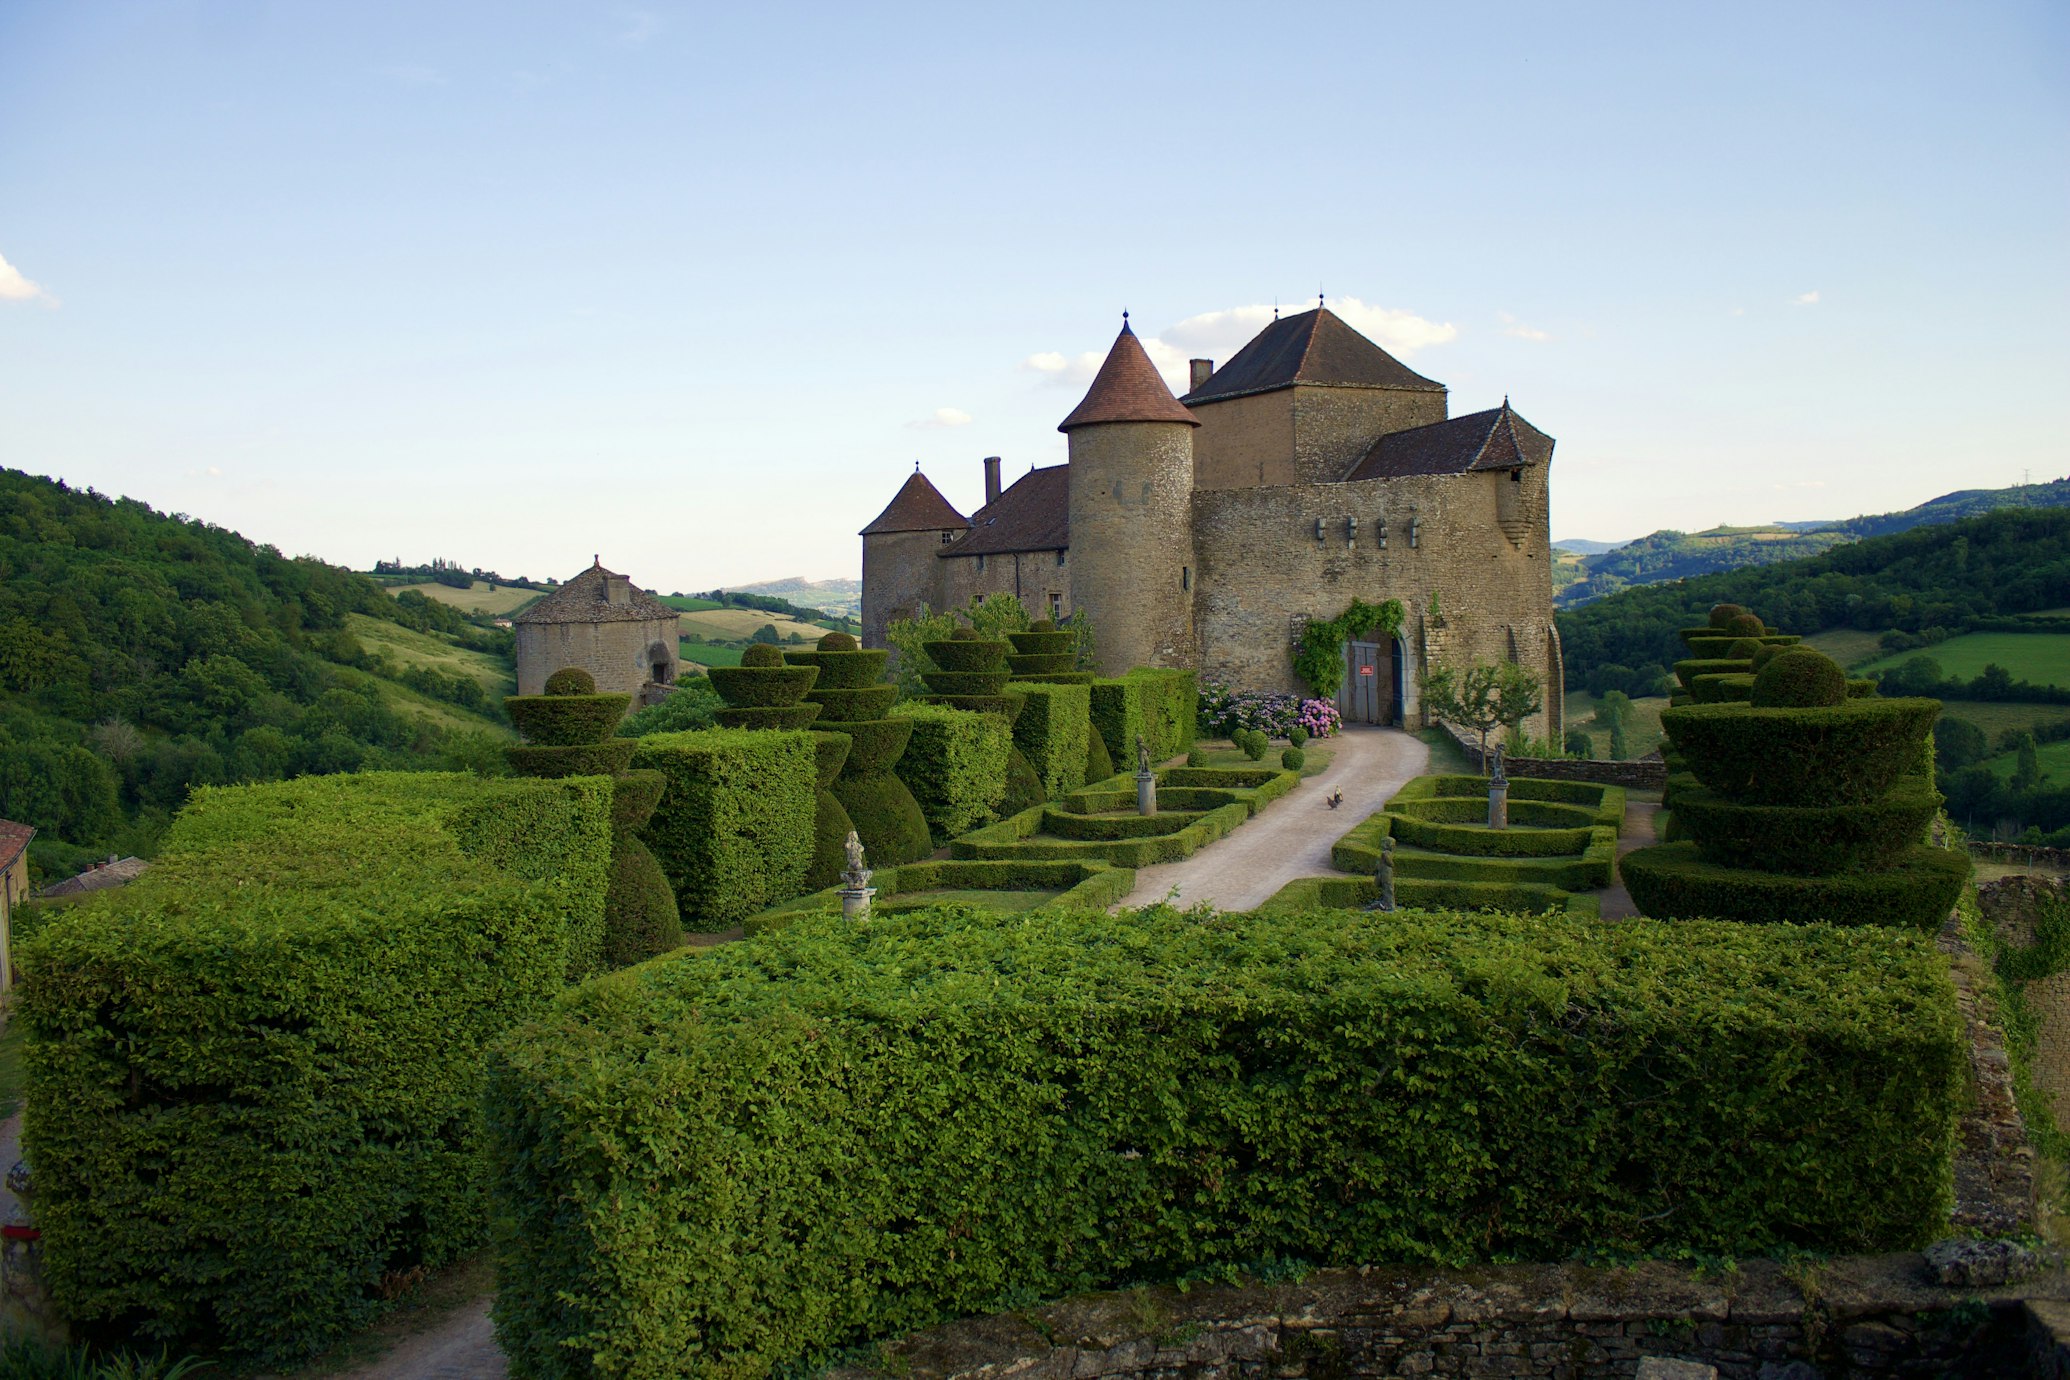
[1188,739,1334,778]
[659,595,725,612]
[1936,700,2070,744]
[389,581,541,617]
[345,613,516,696]
[1561,691,1670,760]
[680,642,746,668]
[1982,736,2070,783]
[1802,628,1887,669]
[1858,631,2070,689]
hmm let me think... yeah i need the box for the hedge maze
[1626,604,1971,928]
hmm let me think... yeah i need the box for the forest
[0,470,512,882]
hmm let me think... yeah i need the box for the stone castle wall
[1191,391,1297,489]
[936,549,1072,626]
[515,616,677,697]
[862,528,949,648]
[1289,384,1447,485]
[1068,421,1197,675]
[1191,470,1558,740]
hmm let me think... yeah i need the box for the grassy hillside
[390,580,540,617]
[678,607,831,642]
[1857,631,2070,690]
[0,469,515,884]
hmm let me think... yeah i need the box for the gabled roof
[1344,402,1555,482]
[941,465,1070,558]
[861,470,970,536]
[1179,306,1445,405]
[38,855,147,898]
[1058,322,1199,432]
[513,561,678,625]
[0,820,33,873]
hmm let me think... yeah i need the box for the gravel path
[1118,726,1429,913]
[1597,796,1663,921]
[330,1298,504,1379]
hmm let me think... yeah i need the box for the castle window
[1510,468,1522,483]
[1049,593,1062,620]
[1055,549,1065,567]
[940,530,954,545]
[976,554,986,573]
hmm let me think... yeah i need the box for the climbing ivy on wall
[1294,598,1406,698]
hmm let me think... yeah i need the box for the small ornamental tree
[1419,659,1543,772]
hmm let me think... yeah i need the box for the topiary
[950,627,979,641]
[1289,726,1310,748]
[742,644,786,668]
[1281,747,1305,771]
[1185,747,1207,767]
[1726,638,1763,661]
[1750,648,1847,709]
[603,840,683,966]
[817,631,860,652]
[1000,747,1046,817]
[543,666,597,696]
[1241,730,1268,762]
[1028,619,1056,633]
[1725,613,1766,639]
[1708,603,1749,630]
[1085,729,1114,784]
[1749,644,1785,673]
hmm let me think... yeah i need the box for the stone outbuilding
[861,304,1562,741]
[514,560,680,702]
[0,819,31,995]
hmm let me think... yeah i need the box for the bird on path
[1325,790,1343,810]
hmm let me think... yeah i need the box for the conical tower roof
[861,470,970,535]
[1058,320,1200,433]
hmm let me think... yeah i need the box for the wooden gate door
[1344,641,1384,724]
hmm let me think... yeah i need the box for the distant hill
[1559,476,2070,607]
[1555,506,2070,687]
[1552,538,1629,556]
[711,576,861,620]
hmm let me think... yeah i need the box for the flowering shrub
[1198,684,1340,740]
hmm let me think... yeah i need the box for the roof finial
[1318,286,1325,310]
[592,554,600,567]
[1273,297,1279,320]
[914,458,921,472]
[1122,309,1130,329]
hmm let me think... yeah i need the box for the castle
[861,305,1563,739]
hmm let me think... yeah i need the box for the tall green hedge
[895,704,1010,844]
[19,772,614,1365]
[486,905,1962,1380]
[1011,682,1091,800]
[633,729,817,928]
[1127,667,1199,758]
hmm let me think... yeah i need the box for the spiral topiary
[1708,603,1749,629]
[543,666,597,696]
[817,631,860,652]
[1750,649,1847,709]
[1006,626,1088,684]
[784,641,928,863]
[1725,613,1766,639]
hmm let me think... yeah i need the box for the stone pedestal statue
[837,830,875,921]
[1376,834,1396,912]
[1135,736,1158,816]
[1487,744,1509,830]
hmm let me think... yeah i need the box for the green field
[1561,691,1670,760]
[1935,700,2070,743]
[680,642,746,669]
[1802,628,1887,669]
[1859,631,2070,689]
[388,580,542,617]
[1983,737,2070,783]
[660,595,725,612]
[346,613,516,696]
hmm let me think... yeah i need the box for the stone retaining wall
[1445,726,1667,790]
[830,1256,2059,1380]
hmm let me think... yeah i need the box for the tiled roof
[1179,306,1445,405]
[942,465,1070,558]
[38,855,147,898]
[861,470,971,536]
[0,820,32,873]
[1058,323,1199,432]
[1344,402,1555,481]
[513,561,678,625]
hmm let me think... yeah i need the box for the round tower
[1061,317,1199,675]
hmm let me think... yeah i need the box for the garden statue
[1137,736,1153,775]
[1377,835,1396,912]
[1135,736,1158,816]
[838,830,875,920]
[1487,747,1509,830]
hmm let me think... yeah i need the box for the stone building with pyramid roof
[861,306,1561,739]
[514,559,681,701]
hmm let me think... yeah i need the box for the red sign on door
[1359,665,1375,676]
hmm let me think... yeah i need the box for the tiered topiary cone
[1622,639,1969,931]
[503,666,680,967]
[707,644,855,890]
[920,629,1045,817]
[1005,620,1092,685]
[785,632,932,865]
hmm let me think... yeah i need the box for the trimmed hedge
[1661,698,1941,805]
[896,704,1011,844]
[1394,796,1602,830]
[1673,775,1942,875]
[1254,874,1599,918]
[1012,681,1091,800]
[954,799,1250,867]
[1085,727,1115,783]
[924,639,1010,675]
[1674,658,1750,693]
[21,772,614,1364]
[1000,746,1046,817]
[714,704,823,731]
[919,670,1012,697]
[486,906,1962,1380]
[1128,667,1199,758]
[830,771,933,866]
[603,839,682,966]
[1089,678,1143,768]
[745,859,1136,933]
[805,686,901,723]
[785,647,889,690]
[803,732,857,891]
[707,666,818,708]
[1007,652,1076,677]
[633,729,818,927]
[507,739,637,778]
[1043,807,1207,840]
[505,693,632,745]
[543,666,596,695]
[1620,840,1970,930]
[1689,672,1755,704]
[1750,649,1846,708]
[1007,630,1075,657]
[610,771,667,834]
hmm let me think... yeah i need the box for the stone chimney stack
[604,572,631,606]
[1189,359,1214,392]
[983,455,1002,507]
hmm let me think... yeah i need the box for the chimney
[604,572,631,606]
[1189,359,1214,392]
[983,455,1002,507]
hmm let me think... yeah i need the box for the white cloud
[1027,296,1459,395]
[906,407,972,430]
[0,251,53,305]
[1498,311,1551,342]
[1793,290,1820,306]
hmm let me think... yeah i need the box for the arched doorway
[647,641,676,686]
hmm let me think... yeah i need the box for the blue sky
[2,1,2065,591]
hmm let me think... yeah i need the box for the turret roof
[513,560,678,625]
[1344,401,1555,481]
[1180,306,1445,405]
[860,470,971,536]
[1058,322,1200,432]
[941,465,1070,558]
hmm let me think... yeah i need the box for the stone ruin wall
[515,616,677,698]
